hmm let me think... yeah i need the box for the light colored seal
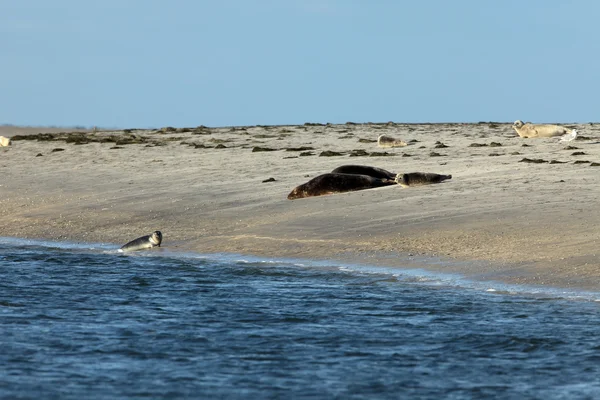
[119,231,162,252]
[512,120,573,138]
[0,136,10,147]
[288,173,396,200]
[377,134,407,148]
[331,165,397,180]
[395,172,452,187]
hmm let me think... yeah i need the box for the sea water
[1,237,600,399]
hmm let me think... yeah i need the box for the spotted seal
[377,134,407,148]
[119,231,162,252]
[512,120,573,138]
[395,172,452,187]
[288,173,395,200]
[330,165,397,180]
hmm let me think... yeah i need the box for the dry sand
[2,122,600,290]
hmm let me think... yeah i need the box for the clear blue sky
[2,1,599,128]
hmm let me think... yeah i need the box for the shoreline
[2,122,599,291]
[3,234,600,300]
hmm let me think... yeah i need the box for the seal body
[512,120,572,138]
[0,136,10,147]
[331,165,397,180]
[119,231,162,252]
[395,172,452,187]
[288,173,395,200]
[377,134,407,148]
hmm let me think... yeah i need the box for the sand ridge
[1,122,600,290]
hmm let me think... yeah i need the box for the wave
[2,236,599,303]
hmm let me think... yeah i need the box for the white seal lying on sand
[0,136,10,147]
[512,120,574,138]
[119,231,162,252]
[377,134,407,148]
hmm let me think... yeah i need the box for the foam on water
[3,236,600,399]
[2,236,598,303]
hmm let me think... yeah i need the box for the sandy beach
[2,122,599,290]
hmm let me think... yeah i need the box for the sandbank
[1,122,599,290]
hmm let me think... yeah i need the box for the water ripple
[1,239,600,399]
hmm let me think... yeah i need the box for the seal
[288,173,396,200]
[119,231,162,252]
[512,120,573,138]
[331,165,397,180]
[395,172,452,187]
[377,134,407,148]
[0,136,10,147]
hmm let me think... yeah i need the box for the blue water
[2,238,600,399]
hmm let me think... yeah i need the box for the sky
[2,0,599,128]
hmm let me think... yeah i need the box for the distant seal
[119,231,162,252]
[377,134,407,148]
[0,136,10,147]
[288,173,395,200]
[331,165,397,180]
[512,120,573,138]
[395,172,452,187]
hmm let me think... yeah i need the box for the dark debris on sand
[11,132,149,146]
[519,158,548,164]
[319,151,345,157]
[349,149,369,157]
[252,146,278,152]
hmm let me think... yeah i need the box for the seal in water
[119,231,162,252]
[512,120,573,138]
[395,172,452,187]
[288,173,396,200]
[331,165,397,180]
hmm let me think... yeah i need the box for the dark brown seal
[395,172,452,187]
[288,173,396,200]
[330,165,397,180]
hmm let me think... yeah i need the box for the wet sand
[2,122,600,290]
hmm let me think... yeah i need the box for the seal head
[513,120,525,129]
